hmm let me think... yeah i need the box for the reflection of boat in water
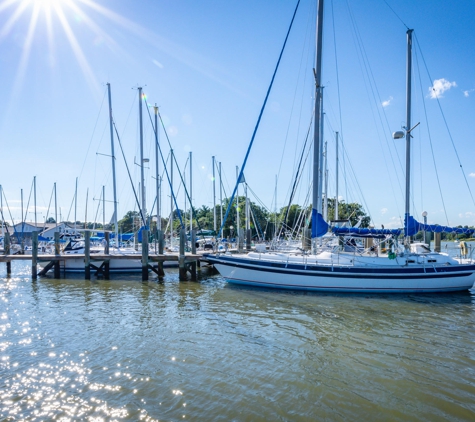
[206,0,475,293]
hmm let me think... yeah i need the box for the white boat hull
[206,253,475,293]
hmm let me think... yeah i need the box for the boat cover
[405,214,474,237]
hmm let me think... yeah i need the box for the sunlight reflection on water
[1,259,475,420]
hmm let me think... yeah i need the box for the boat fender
[460,241,468,256]
[388,251,396,260]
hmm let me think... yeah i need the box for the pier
[1,229,206,281]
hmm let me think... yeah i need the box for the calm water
[1,244,475,421]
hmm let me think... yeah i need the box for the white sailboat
[205,0,475,293]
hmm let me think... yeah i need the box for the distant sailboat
[205,0,475,293]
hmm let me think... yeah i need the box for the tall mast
[154,105,161,231]
[312,0,324,244]
[236,166,240,238]
[0,185,3,237]
[74,177,77,233]
[106,83,119,246]
[34,176,37,228]
[323,140,328,221]
[189,151,193,233]
[219,161,223,238]
[335,131,339,220]
[102,186,105,229]
[138,87,146,227]
[404,29,413,243]
[54,182,57,229]
[170,149,174,246]
[212,156,216,233]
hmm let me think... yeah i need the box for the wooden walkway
[1,229,208,281]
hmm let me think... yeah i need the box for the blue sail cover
[311,209,329,238]
[405,214,474,237]
[332,227,401,237]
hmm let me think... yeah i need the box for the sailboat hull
[206,254,475,293]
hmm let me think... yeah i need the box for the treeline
[116,197,371,240]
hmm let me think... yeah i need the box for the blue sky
[0,0,474,229]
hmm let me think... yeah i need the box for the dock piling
[54,232,60,278]
[32,232,38,280]
[104,232,110,279]
[85,230,91,280]
[157,230,164,277]
[142,229,149,281]
[191,229,197,280]
[4,232,11,276]
[179,228,186,280]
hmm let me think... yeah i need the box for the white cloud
[464,89,475,97]
[153,59,164,69]
[381,207,388,215]
[469,173,475,178]
[382,96,393,107]
[429,78,457,99]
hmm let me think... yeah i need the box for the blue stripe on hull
[207,256,475,279]
[225,278,471,293]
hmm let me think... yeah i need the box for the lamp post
[422,211,428,244]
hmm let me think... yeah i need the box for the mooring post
[179,228,186,280]
[191,229,197,280]
[85,230,91,280]
[104,232,110,280]
[246,229,251,251]
[157,229,164,276]
[32,232,38,280]
[54,231,60,278]
[5,232,11,276]
[302,228,311,251]
[434,232,441,252]
[142,228,149,281]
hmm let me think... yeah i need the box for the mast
[170,149,174,246]
[138,87,146,227]
[74,177,77,233]
[323,140,328,221]
[404,29,413,244]
[0,185,3,238]
[189,151,193,233]
[236,166,240,239]
[106,83,119,247]
[54,183,57,229]
[312,0,324,246]
[212,156,216,233]
[219,161,223,238]
[335,131,339,220]
[102,185,105,229]
[154,105,161,231]
[34,176,37,228]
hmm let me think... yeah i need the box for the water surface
[1,255,475,421]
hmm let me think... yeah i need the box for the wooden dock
[1,229,209,281]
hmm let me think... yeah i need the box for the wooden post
[142,228,149,281]
[238,232,244,253]
[4,232,11,276]
[191,229,197,279]
[85,230,91,280]
[32,232,38,280]
[246,229,251,251]
[54,231,60,278]
[302,228,311,251]
[157,229,164,277]
[179,228,186,280]
[434,232,441,252]
[104,232,110,279]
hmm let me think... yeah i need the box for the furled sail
[405,214,474,237]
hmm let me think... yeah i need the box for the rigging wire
[219,0,301,235]
[413,40,450,225]
[414,35,475,210]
